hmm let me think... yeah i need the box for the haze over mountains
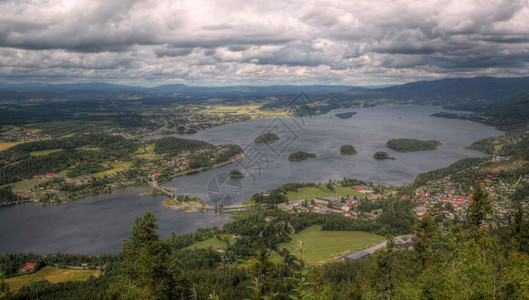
[1,76,529,100]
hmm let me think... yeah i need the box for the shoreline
[0,153,246,209]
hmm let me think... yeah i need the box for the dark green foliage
[229,169,245,179]
[369,236,395,299]
[0,133,139,186]
[251,191,288,204]
[254,133,280,145]
[414,214,438,268]
[213,144,243,164]
[467,137,496,154]
[0,150,91,185]
[466,184,494,239]
[66,162,108,178]
[153,137,210,154]
[414,157,484,186]
[512,183,529,203]
[9,134,136,155]
[174,248,222,270]
[500,134,529,160]
[339,144,357,155]
[118,211,190,299]
[0,186,19,204]
[373,151,393,160]
[386,138,441,152]
[9,277,109,300]
[288,151,317,161]
[176,194,202,203]
[341,178,367,187]
[334,112,357,119]
[272,182,317,193]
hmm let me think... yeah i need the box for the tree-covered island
[288,151,317,161]
[340,145,357,155]
[229,169,245,179]
[254,133,280,145]
[386,138,441,152]
[373,151,394,160]
[334,112,357,119]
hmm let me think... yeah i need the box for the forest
[288,151,317,161]
[2,184,529,299]
[386,138,441,152]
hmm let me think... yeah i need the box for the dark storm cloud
[0,0,528,85]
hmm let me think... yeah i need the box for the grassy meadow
[5,267,101,292]
[279,225,384,264]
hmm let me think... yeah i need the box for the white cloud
[0,0,528,85]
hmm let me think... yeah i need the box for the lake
[0,106,503,254]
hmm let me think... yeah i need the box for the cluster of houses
[412,172,529,223]
[283,185,385,220]
[116,112,250,136]
[147,145,237,181]
[19,262,36,273]
[0,126,51,143]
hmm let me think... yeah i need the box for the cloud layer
[1,0,528,86]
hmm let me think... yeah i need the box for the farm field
[184,234,236,250]
[5,266,101,292]
[279,225,384,264]
[285,186,365,201]
[91,161,133,178]
[199,104,288,118]
[0,142,25,151]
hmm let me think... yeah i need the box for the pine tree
[414,214,438,269]
[1,271,11,298]
[117,211,189,299]
[369,236,395,299]
[467,184,493,240]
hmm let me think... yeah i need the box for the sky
[1,0,529,86]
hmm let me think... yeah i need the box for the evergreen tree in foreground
[111,211,189,299]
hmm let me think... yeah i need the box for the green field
[0,141,26,151]
[10,178,39,193]
[285,186,365,201]
[199,104,288,118]
[279,225,384,264]
[91,161,133,178]
[5,266,101,292]
[184,234,236,250]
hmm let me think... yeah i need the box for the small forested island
[288,151,317,161]
[340,144,358,155]
[334,112,357,119]
[162,194,205,212]
[229,169,245,179]
[386,138,441,152]
[373,151,394,160]
[254,133,280,145]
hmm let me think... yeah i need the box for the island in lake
[334,112,357,119]
[373,151,394,160]
[340,145,357,155]
[254,133,280,145]
[229,169,245,179]
[288,151,317,161]
[386,138,441,152]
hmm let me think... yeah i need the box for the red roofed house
[20,262,35,273]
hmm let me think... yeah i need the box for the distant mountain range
[0,76,528,101]
[0,82,355,97]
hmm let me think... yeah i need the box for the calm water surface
[0,106,503,254]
